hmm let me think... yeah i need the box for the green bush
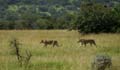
[75,3,120,33]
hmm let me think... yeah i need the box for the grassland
[0,30,120,70]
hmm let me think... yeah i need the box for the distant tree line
[0,0,80,29]
[0,0,120,33]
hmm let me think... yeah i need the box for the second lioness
[40,40,59,47]
[78,39,96,46]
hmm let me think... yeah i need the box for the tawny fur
[40,40,59,47]
[78,39,96,46]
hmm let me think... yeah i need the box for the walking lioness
[78,39,96,46]
[40,40,59,47]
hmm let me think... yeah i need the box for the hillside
[0,0,119,18]
[0,0,120,33]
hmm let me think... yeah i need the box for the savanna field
[0,30,120,70]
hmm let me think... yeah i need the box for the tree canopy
[0,0,120,33]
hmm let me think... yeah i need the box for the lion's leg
[81,42,84,46]
[93,42,97,47]
[44,44,47,47]
[84,43,86,47]
[90,43,93,46]
[53,44,55,47]
[56,43,59,47]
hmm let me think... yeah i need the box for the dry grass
[0,30,120,70]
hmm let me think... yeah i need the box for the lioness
[78,39,96,46]
[40,40,59,47]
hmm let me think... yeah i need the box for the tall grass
[0,30,120,70]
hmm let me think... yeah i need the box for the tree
[75,3,120,33]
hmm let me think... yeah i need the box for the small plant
[10,38,32,68]
[24,50,32,67]
[10,38,22,65]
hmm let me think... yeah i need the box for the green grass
[0,30,120,70]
